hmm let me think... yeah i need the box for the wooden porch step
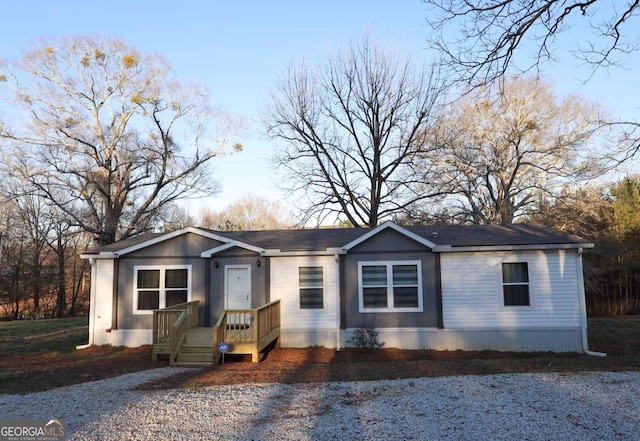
[171,327,215,365]
[173,361,212,367]
[175,345,214,364]
[154,300,280,366]
[184,327,214,345]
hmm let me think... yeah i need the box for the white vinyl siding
[92,259,115,331]
[270,256,338,330]
[441,250,581,329]
[133,265,191,314]
[358,261,423,313]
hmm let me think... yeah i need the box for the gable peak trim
[110,227,237,257]
[201,241,267,257]
[342,221,437,250]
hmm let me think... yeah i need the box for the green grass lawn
[0,316,89,354]
[588,315,640,353]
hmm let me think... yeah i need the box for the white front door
[225,266,251,310]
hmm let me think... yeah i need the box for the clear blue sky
[2,0,639,218]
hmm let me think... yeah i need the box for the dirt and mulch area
[140,315,640,391]
[0,345,159,395]
[139,345,636,392]
[1,316,638,395]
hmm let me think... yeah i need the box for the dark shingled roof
[407,223,589,248]
[83,223,591,255]
[84,232,166,254]
[218,223,590,251]
[217,228,365,251]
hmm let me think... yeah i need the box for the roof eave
[80,251,118,260]
[263,247,347,257]
[434,243,595,253]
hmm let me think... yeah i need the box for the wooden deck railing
[152,301,200,365]
[213,299,280,363]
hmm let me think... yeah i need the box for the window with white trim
[358,261,423,312]
[133,265,191,314]
[299,266,324,309]
[502,262,530,306]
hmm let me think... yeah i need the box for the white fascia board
[201,241,266,258]
[80,252,119,260]
[433,243,595,253]
[262,247,347,257]
[201,243,235,257]
[342,221,437,250]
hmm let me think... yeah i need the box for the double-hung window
[134,265,191,314]
[299,267,324,309]
[358,261,422,312]
[502,262,530,306]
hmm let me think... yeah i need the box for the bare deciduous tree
[200,195,293,231]
[0,35,242,245]
[423,76,606,224]
[531,177,640,315]
[264,35,446,227]
[425,0,640,86]
[0,199,28,319]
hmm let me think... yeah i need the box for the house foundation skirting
[91,327,583,353]
[92,329,153,347]
[340,327,583,353]
[279,328,339,348]
[280,327,582,352]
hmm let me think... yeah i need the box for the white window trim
[298,266,324,310]
[358,260,423,313]
[133,264,192,315]
[500,260,533,308]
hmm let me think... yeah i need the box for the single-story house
[80,221,599,354]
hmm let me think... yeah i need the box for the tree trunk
[55,235,66,318]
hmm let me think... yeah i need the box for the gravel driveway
[1,369,638,440]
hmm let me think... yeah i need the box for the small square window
[166,290,188,307]
[138,290,160,310]
[137,270,160,289]
[165,269,188,288]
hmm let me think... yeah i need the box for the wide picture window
[359,261,422,312]
[134,266,191,313]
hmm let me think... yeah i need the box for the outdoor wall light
[256,259,261,267]
[214,261,219,268]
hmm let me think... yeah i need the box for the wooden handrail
[169,312,187,366]
[212,311,225,364]
[213,300,280,363]
[152,301,200,364]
